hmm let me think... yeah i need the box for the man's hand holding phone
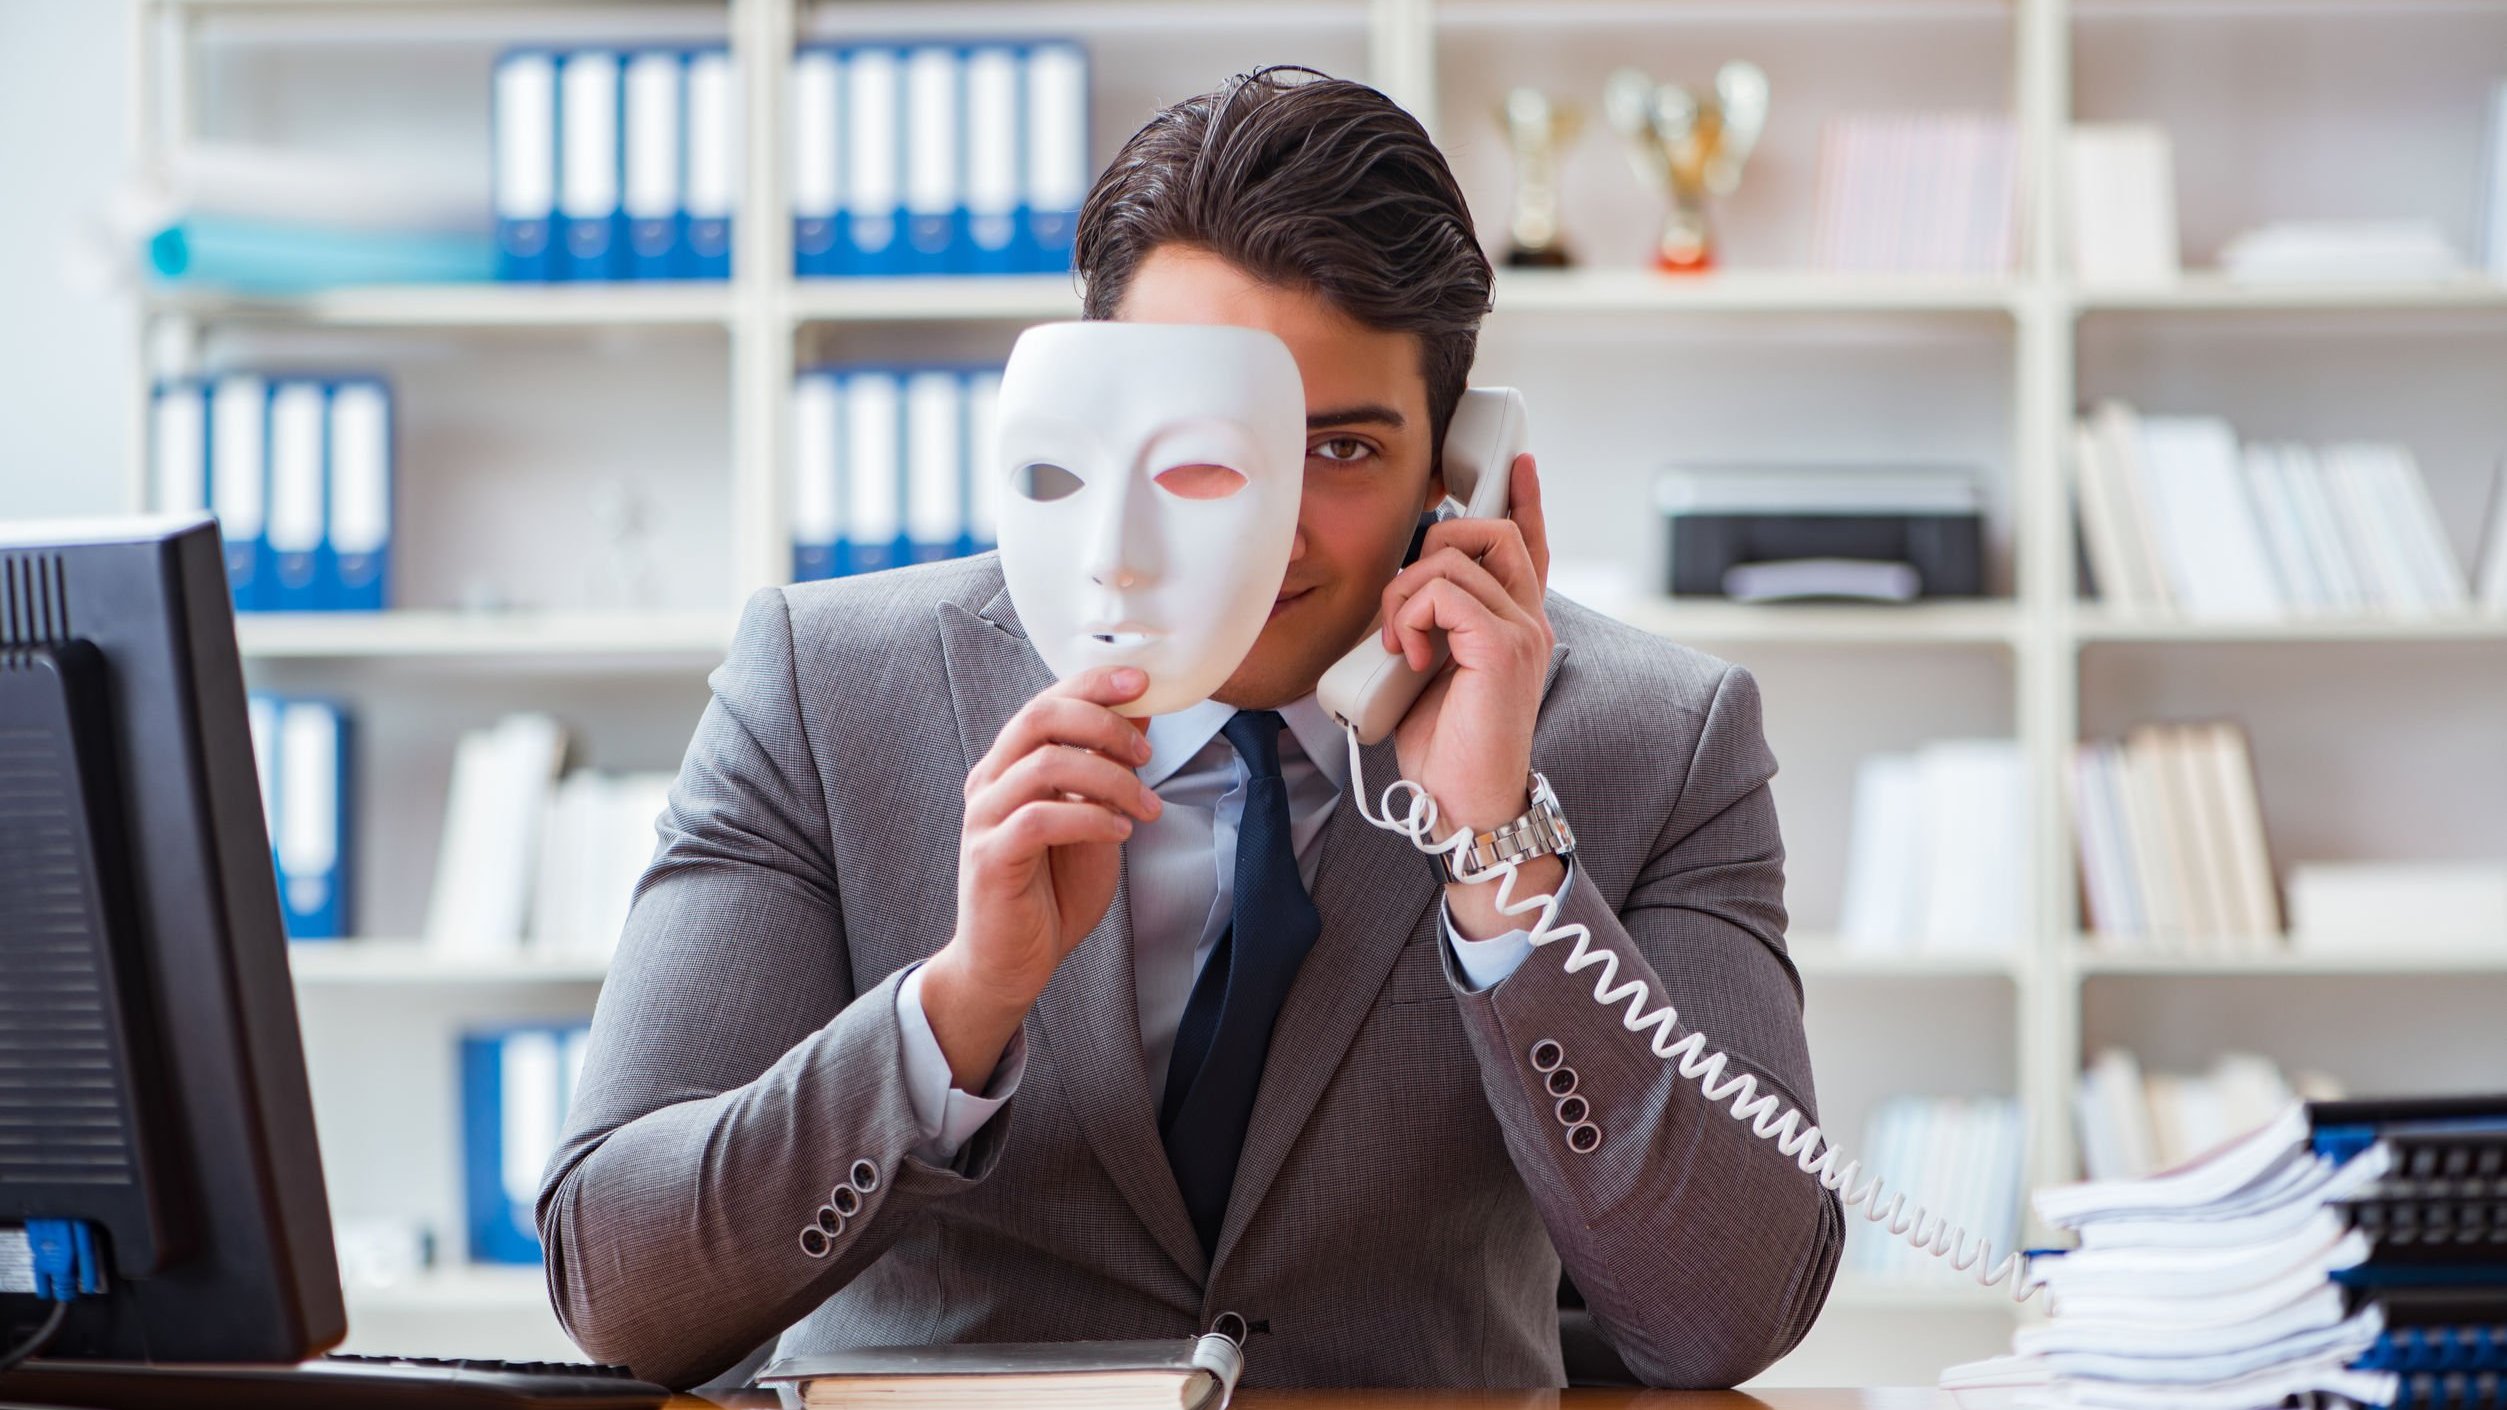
[1377,452,1564,940]
[919,665,1162,1092]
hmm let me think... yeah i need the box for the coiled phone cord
[1344,727,2043,1302]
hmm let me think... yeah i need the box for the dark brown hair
[1074,66,1494,458]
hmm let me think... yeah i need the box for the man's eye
[1310,437,1375,464]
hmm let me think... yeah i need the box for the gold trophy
[1497,88,1582,268]
[1603,63,1769,273]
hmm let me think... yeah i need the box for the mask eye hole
[1153,463,1246,501]
[1014,461,1083,502]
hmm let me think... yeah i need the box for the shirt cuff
[895,962,1026,1166]
[1440,856,1575,993]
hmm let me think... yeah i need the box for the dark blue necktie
[1158,709,1323,1257]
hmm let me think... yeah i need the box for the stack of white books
[1836,739,2029,956]
[2075,1049,2341,1184]
[529,770,676,961]
[423,713,672,965]
[1845,1094,2026,1285]
[2073,402,2484,621]
[1810,113,2018,275]
[2072,721,2280,952]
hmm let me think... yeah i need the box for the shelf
[237,609,735,663]
[1790,942,2026,979]
[1493,268,2023,317]
[1609,597,2022,647]
[2072,611,2507,644]
[2072,274,2507,314]
[2071,945,2507,977]
[289,940,610,986]
[790,275,1083,324]
[145,282,734,331]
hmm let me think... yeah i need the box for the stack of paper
[2072,721,2281,952]
[113,142,494,293]
[2075,1050,2341,1183]
[1837,739,2028,955]
[528,771,675,961]
[1949,1094,2507,1410]
[2073,402,2472,621]
[424,714,572,959]
[2218,221,2466,284]
[1845,1095,2026,1285]
[1811,113,2019,274]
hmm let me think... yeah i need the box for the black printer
[1654,465,1988,601]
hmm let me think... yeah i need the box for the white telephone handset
[1316,386,1529,745]
[1327,384,2040,1303]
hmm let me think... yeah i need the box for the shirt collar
[1138,692,1353,796]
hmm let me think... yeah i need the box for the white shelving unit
[130,0,2507,1383]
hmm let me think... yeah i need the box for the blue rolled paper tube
[148,216,498,293]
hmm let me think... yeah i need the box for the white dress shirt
[894,693,1553,1164]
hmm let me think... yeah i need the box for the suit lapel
[1209,639,1575,1275]
[936,585,1210,1286]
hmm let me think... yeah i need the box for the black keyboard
[0,1352,674,1409]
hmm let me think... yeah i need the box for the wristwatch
[1441,771,1578,883]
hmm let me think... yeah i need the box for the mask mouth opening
[1088,630,1158,649]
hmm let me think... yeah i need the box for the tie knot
[1220,709,1290,782]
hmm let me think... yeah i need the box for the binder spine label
[559,50,626,281]
[328,380,393,611]
[623,49,686,280]
[685,48,737,278]
[265,379,332,612]
[792,371,841,582]
[151,380,210,517]
[1022,43,1089,272]
[905,369,965,559]
[844,370,903,571]
[903,46,962,274]
[210,375,271,612]
[963,47,1022,275]
[842,48,903,274]
[494,51,558,281]
[792,48,842,276]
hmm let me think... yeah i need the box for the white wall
[0,0,133,520]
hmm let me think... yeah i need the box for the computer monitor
[0,514,344,1364]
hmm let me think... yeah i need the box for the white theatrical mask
[992,321,1307,717]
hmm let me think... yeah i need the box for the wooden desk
[671,1390,1954,1409]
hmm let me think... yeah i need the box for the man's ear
[1421,466,1448,512]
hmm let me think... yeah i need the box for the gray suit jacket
[537,554,1842,1391]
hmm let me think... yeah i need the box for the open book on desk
[755,1329,1244,1410]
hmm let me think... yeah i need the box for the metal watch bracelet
[1441,771,1577,884]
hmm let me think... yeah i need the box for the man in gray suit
[538,67,1841,1390]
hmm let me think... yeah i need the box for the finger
[1390,577,1502,674]
[1378,544,1532,654]
[971,693,1154,793]
[983,798,1134,863]
[975,744,1162,829]
[1417,518,1541,611]
[1046,663,1151,707]
[1509,452,1550,589]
